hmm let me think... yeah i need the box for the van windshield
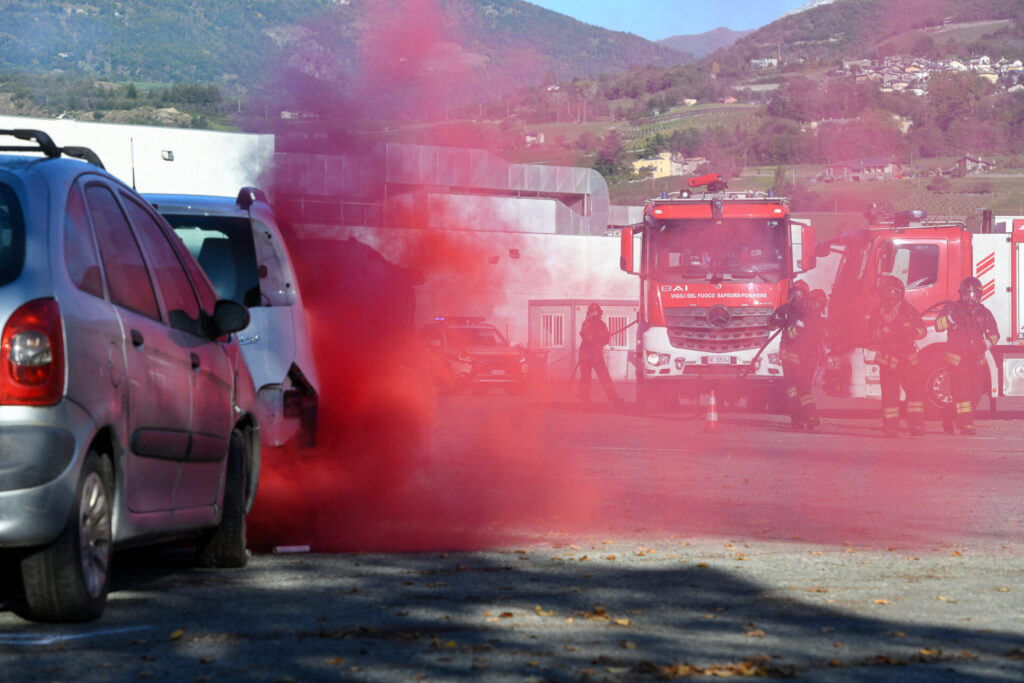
[165,216,261,307]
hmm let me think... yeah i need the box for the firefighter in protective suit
[867,275,928,436]
[578,303,622,407]
[934,277,999,436]
[769,281,822,430]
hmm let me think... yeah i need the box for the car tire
[196,429,248,568]
[21,450,113,622]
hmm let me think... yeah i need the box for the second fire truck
[822,211,1024,412]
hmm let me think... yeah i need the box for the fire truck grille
[665,306,774,352]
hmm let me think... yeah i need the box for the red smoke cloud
[245,0,600,551]
[245,0,1001,554]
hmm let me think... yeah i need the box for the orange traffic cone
[704,390,719,431]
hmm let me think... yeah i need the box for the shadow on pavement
[1,551,1022,680]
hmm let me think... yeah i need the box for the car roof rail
[236,186,268,210]
[0,129,105,169]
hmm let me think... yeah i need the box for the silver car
[143,189,318,447]
[0,130,260,622]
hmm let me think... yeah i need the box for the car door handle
[190,353,200,370]
[130,329,144,347]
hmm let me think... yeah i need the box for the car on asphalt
[0,129,261,622]
[418,316,527,393]
[143,188,319,448]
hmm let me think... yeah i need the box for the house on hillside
[823,158,902,181]
[632,152,682,180]
[954,156,996,174]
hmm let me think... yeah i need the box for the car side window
[85,184,160,320]
[0,183,26,287]
[121,193,204,336]
[63,184,104,298]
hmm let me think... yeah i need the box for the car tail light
[1,299,64,405]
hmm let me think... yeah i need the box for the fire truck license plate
[704,355,735,365]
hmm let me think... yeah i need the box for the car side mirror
[212,299,250,336]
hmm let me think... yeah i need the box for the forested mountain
[0,0,687,98]
[712,0,1024,76]
[658,28,753,58]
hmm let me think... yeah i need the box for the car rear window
[164,215,261,307]
[0,183,26,286]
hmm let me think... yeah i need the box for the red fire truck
[619,178,816,409]
[822,210,1024,411]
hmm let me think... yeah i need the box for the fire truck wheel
[919,352,986,417]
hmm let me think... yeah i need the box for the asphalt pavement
[1,383,1023,681]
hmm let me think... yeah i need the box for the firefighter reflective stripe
[799,394,814,406]
[780,350,801,364]
[988,332,1000,344]
[786,386,798,398]
[936,315,950,332]
[907,401,925,414]
[914,325,927,338]
[945,352,961,366]
[956,401,973,414]
[883,407,900,419]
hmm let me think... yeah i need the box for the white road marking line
[0,625,151,645]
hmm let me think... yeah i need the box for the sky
[527,0,815,41]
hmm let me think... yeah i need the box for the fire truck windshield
[648,218,787,283]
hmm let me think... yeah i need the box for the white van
[144,187,318,447]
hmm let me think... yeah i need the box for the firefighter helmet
[587,303,602,317]
[788,280,810,303]
[959,276,983,304]
[807,289,827,313]
[878,275,904,305]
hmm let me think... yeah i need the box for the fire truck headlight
[767,353,782,366]
[647,352,670,367]
[1013,363,1024,379]
[674,357,686,370]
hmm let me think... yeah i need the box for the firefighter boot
[799,394,818,431]
[882,405,900,437]
[907,400,925,436]
[956,401,975,436]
